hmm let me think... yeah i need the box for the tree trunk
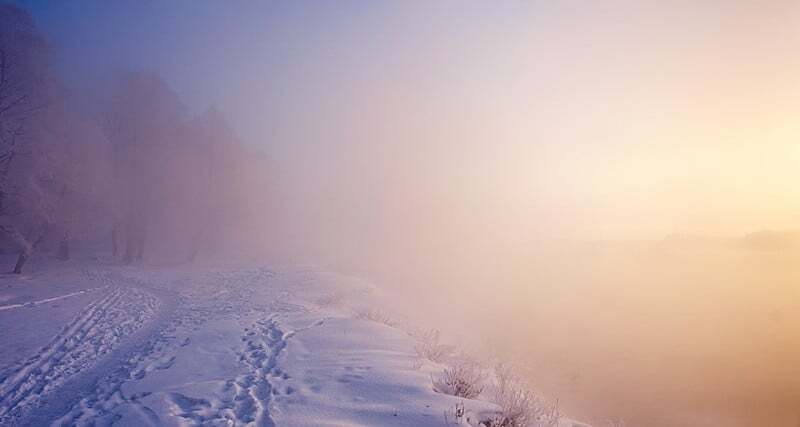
[123,229,135,264]
[135,224,145,262]
[123,216,140,264]
[57,232,70,261]
[13,250,28,274]
[111,221,119,257]
[11,228,46,274]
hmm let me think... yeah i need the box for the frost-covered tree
[0,4,62,273]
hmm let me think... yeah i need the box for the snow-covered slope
[0,261,582,426]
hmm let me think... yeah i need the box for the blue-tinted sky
[16,1,533,145]
[17,1,391,142]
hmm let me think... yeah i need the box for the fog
[5,1,800,425]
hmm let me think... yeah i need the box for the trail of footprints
[235,319,292,425]
[0,285,158,422]
[164,318,292,427]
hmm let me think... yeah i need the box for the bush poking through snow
[412,328,453,363]
[443,402,466,425]
[355,309,397,327]
[315,291,345,308]
[485,364,561,427]
[433,363,486,399]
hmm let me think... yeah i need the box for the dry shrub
[412,328,453,363]
[315,291,345,307]
[355,308,397,327]
[484,364,560,427]
[433,362,486,399]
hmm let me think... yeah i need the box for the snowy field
[0,257,583,427]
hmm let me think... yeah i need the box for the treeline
[0,4,260,273]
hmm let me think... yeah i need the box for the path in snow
[0,265,522,427]
[45,267,309,427]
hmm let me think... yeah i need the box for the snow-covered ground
[0,258,583,426]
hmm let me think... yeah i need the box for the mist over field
[1,1,799,426]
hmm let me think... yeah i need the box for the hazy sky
[18,0,800,240]
[13,4,800,424]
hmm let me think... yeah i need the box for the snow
[0,259,583,426]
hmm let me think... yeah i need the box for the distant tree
[53,119,113,261]
[103,71,184,263]
[185,108,240,262]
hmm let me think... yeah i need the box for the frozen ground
[0,258,582,426]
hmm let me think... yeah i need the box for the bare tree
[0,4,60,273]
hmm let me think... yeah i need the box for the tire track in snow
[0,286,109,312]
[52,291,190,427]
[0,282,158,423]
[52,269,278,426]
